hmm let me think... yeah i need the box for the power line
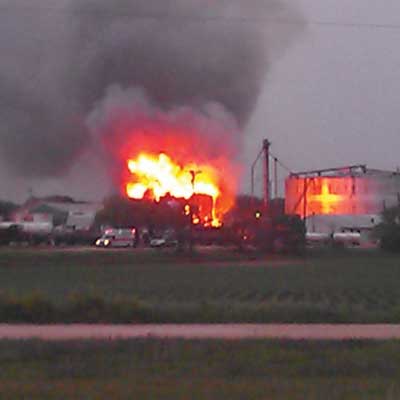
[270,152,292,174]
[1,4,400,32]
[288,19,400,31]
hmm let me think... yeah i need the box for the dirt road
[1,324,400,341]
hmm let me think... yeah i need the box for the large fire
[125,152,233,227]
[93,98,238,226]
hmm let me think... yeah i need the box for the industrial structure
[285,165,400,238]
[285,166,400,217]
[10,196,103,231]
[250,139,400,244]
[251,138,288,213]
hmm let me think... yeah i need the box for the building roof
[290,165,400,179]
[11,196,103,229]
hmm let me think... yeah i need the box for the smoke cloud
[0,0,303,178]
[87,85,241,190]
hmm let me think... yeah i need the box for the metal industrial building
[285,165,400,237]
[11,196,103,231]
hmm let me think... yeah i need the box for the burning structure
[285,165,400,237]
[88,86,238,228]
[126,153,225,227]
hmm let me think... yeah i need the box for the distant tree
[225,195,263,223]
[374,205,400,252]
[0,200,18,220]
[95,195,149,228]
[225,195,286,226]
[43,195,75,203]
[94,195,188,230]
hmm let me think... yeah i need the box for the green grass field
[0,247,400,323]
[0,339,399,399]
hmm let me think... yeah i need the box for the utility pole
[263,139,271,211]
[274,157,278,199]
[250,147,263,212]
[188,169,202,254]
[303,178,308,219]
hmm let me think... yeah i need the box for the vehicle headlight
[95,239,101,246]
[104,239,110,246]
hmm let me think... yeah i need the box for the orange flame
[126,152,230,227]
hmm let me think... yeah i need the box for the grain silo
[285,165,400,237]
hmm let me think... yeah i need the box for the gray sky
[244,0,400,196]
[2,0,400,202]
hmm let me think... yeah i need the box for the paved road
[1,324,400,341]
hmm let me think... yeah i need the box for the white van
[95,228,137,248]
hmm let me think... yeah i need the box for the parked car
[95,228,138,248]
[149,229,178,248]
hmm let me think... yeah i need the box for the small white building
[11,196,103,231]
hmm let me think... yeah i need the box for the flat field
[0,339,399,399]
[0,247,399,323]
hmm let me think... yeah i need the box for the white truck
[95,228,137,248]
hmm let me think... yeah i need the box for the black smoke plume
[0,0,303,177]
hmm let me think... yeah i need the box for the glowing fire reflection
[310,181,344,214]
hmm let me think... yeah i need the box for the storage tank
[285,166,400,218]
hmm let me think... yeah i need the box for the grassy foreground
[0,339,399,399]
[0,247,400,323]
